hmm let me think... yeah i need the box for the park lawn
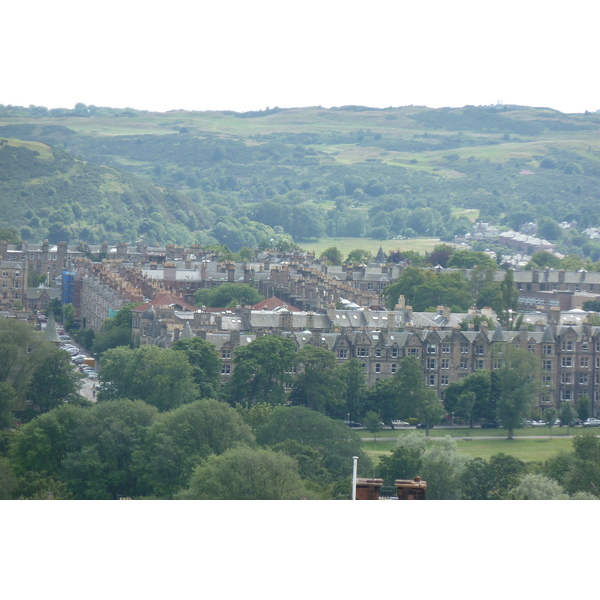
[362,434,577,465]
[299,237,442,259]
[358,427,581,440]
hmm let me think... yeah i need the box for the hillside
[0,138,213,245]
[1,103,600,252]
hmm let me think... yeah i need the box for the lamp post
[351,456,358,500]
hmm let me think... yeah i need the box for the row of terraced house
[5,239,600,416]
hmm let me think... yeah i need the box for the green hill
[0,138,213,245]
[1,103,600,253]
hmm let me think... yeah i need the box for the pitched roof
[132,292,196,313]
[251,296,301,312]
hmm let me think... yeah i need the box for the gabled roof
[133,292,196,313]
[251,296,301,312]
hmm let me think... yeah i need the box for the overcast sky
[3,0,598,114]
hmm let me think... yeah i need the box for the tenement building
[133,293,600,416]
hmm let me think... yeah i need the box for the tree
[256,406,371,481]
[495,345,541,439]
[420,436,468,500]
[364,410,383,442]
[26,345,84,414]
[132,399,255,498]
[544,407,558,430]
[396,356,444,434]
[319,246,344,265]
[447,250,496,269]
[172,337,221,399]
[345,249,373,265]
[194,283,263,308]
[228,336,296,406]
[526,251,561,270]
[443,370,494,426]
[289,346,346,417]
[0,319,48,398]
[338,358,367,423]
[577,396,591,422]
[559,403,574,430]
[497,269,520,328]
[92,303,139,355]
[177,446,308,500]
[60,399,160,499]
[9,404,90,477]
[0,382,18,429]
[98,345,198,411]
[513,474,569,500]
[418,388,446,435]
[377,445,424,486]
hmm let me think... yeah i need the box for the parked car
[344,421,362,428]
[416,422,434,429]
[391,420,409,428]
[59,335,71,342]
[481,422,499,429]
[583,418,600,427]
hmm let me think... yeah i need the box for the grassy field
[299,236,444,258]
[360,427,590,464]
[363,437,574,463]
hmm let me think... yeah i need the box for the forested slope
[1,103,600,252]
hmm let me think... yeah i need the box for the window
[476,359,485,370]
[427,344,437,354]
[428,374,436,386]
[561,389,572,401]
[391,363,397,374]
[356,347,369,357]
[442,343,451,354]
[391,347,399,358]
[375,364,381,374]
[222,349,231,359]
[580,373,589,385]
[562,340,574,352]
[426,358,436,370]
[582,342,588,352]
[407,348,419,357]
[562,356,573,368]
[542,375,552,386]
[560,373,572,384]
[441,358,449,370]
[580,357,589,368]
[460,358,468,370]
[375,347,382,357]
[336,348,348,360]
[527,344,535,353]
[461,345,469,354]
[475,344,485,355]
[440,374,449,386]
[543,345,553,355]
[221,364,231,375]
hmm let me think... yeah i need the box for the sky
[3,0,599,114]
